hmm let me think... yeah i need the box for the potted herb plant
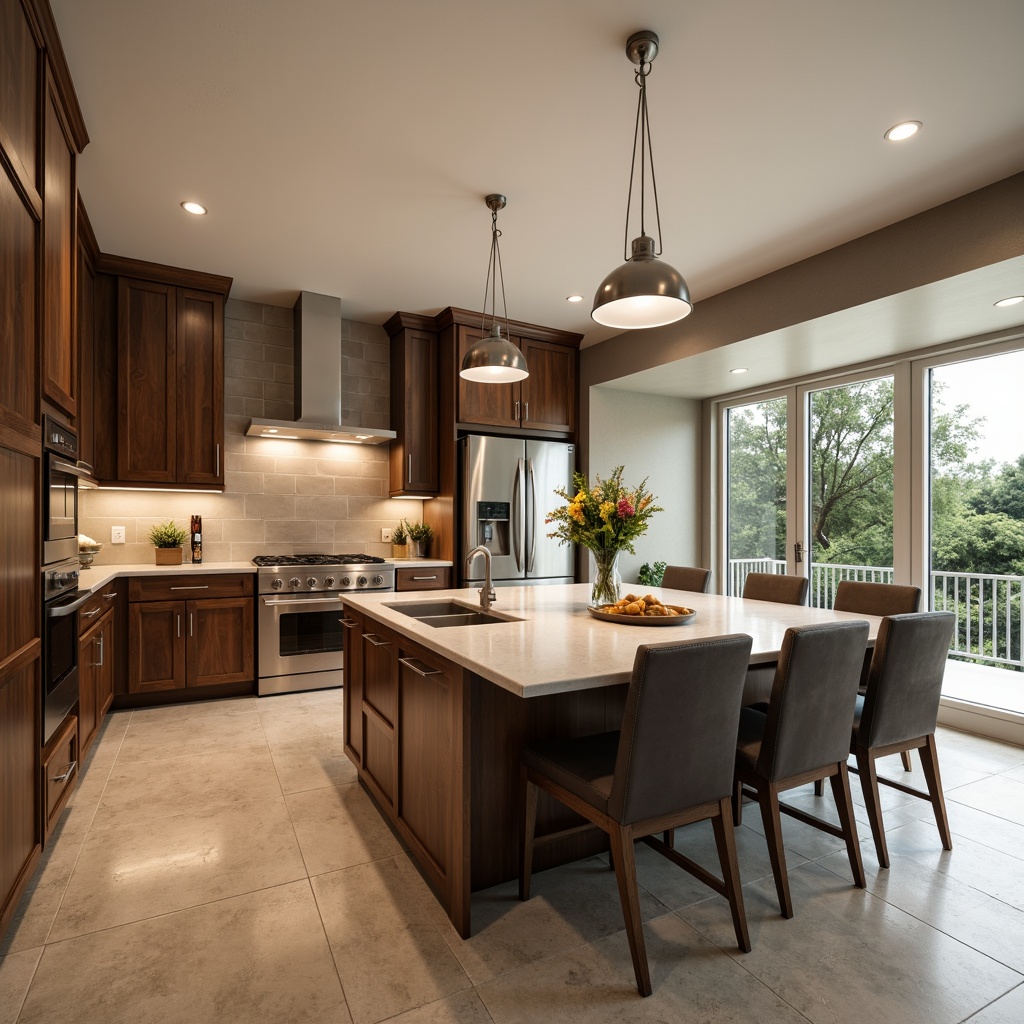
[404,520,433,558]
[149,520,189,565]
[392,521,409,559]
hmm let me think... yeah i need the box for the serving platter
[587,604,697,626]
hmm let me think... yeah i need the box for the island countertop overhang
[339,583,880,699]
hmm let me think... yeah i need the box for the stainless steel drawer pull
[215,443,220,476]
[170,585,209,591]
[399,657,442,677]
[190,613,194,637]
[52,761,77,784]
[82,607,101,618]
[339,618,359,628]
[177,614,181,638]
[103,591,117,600]
[411,575,437,581]
[363,633,391,647]
[523,401,529,422]
[93,634,104,667]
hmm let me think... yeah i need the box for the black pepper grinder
[190,515,203,564]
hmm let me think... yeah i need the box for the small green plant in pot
[392,521,409,558]
[638,561,667,587]
[149,520,189,565]
[404,520,433,558]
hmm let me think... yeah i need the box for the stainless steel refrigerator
[459,435,575,586]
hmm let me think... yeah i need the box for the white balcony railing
[728,559,1023,672]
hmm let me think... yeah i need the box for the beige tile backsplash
[80,299,422,564]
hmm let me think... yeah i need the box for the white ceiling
[51,0,1024,383]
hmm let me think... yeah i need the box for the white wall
[588,387,702,585]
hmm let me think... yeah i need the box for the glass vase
[589,549,622,607]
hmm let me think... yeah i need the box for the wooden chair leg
[919,733,953,852]
[900,749,913,773]
[711,797,751,953]
[758,782,793,919]
[855,748,889,868]
[829,763,866,889]
[813,778,824,797]
[519,771,538,901]
[663,828,675,849]
[609,826,652,997]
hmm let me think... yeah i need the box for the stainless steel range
[254,553,395,696]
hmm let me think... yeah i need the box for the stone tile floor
[1,689,1022,1023]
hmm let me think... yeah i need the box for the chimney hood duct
[245,291,396,445]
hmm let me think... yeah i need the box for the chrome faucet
[465,545,496,612]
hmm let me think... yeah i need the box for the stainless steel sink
[384,600,518,627]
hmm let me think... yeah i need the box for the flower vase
[589,549,622,607]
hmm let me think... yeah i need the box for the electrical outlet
[111,526,126,544]
[381,527,393,543]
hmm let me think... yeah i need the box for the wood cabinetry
[395,566,452,591]
[127,574,254,695]
[385,313,439,497]
[42,713,77,840]
[77,582,118,757]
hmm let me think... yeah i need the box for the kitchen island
[339,583,880,937]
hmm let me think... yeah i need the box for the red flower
[617,497,635,518]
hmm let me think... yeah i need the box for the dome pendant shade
[460,324,529,382]
[591,234,692,329]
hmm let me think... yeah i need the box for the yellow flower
[569,503,585,524]
[599,501,615,522]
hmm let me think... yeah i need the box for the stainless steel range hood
[245,291,396,445]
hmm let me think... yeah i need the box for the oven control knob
[324,576,335,588]
[307,577,317,588]
[271,578,284,589]
[372,574,384,587]
[357,575,368,587]
[341,576,351,588]
[289,577,300,588]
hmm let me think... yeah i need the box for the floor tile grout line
[958,979,1024,1023]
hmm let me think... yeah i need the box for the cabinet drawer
[395,567,451,591]
[43,715,79,837]
[78,580,121,633]
[129,573,254,602]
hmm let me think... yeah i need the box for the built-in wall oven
[42,559,90,745]
[253,554,395,696]
[43,416,89,565]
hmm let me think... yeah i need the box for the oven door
[44,455,86,564]
[258,593,346,682]
[43,589,90,744]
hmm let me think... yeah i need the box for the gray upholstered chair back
[661,565,712,594]
[757,621,869,780]
[742,572,809,605]
[834,581,920,616]
[858,612,955,749]
[609,634,753,824]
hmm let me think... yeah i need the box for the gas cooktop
[252,553,387,567]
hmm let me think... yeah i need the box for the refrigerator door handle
[512,457,524,571]
[527,458,537,572]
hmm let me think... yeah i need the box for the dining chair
[834,579,922,773]
[661,565,712,593]
[520,633,755,997]
[742,572,808,605]
[849,611,956,868]
[733,620,869,918]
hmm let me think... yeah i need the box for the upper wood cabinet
[87,256,231,489]
[385,313,439,497]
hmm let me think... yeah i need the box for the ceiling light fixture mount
[180,201,207,215]
[592,29,692,331]
[994,295,1024,308]
[460,194,529,383]
[884,121,922,142]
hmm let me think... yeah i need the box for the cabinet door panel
[456,326,520,428]
[176,288,224,485]
[390,328,439,494]
[96,614,115,717]
[521,340,575,434]
[362,630,396,725]
[0,0,40,190]
[128,600,185,692]
[118,278,176,482]
[186,597,253,687]
[340,611,363,762]
[0,447,38,663]
[42,74,76,417]
[362,712,395,810]
[77,626,98,753]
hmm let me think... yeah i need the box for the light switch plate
[111,526,126,544]
[381,527,393,543]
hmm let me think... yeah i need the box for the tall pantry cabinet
[0,0,88,937]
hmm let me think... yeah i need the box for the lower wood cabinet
[128,575,254,694]
[78,609,114,757]
[42,714,78,840]
[395,566,451,591]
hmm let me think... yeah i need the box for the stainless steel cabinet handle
[177,614,181,638]
[170,585,209,591]
[339,617,359,629]
[82,607,101,619]
[52,761,77,784]
[399,656,442,677]
[523,401,529,422]
[189,613,194,637]
[94,633,104,667]
[514,400,520,420]
[363,633,391,647]
[103,591,117,600]
[407,454,413,482]
[215,443,220,476]
[411,575,437,581]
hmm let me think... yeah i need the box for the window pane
[726,397,787,595]
[807,376,894,608]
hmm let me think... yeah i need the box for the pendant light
[460,194,529,383]
[592,30,692,330]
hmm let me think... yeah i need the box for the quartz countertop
[340,583,881,699]
[76,561,257,595]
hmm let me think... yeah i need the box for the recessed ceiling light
[994,295,1024,308]
[884,121,921,142]
[265,428,278,434]
[566,294,584,303]
[180,201,207,215]
[730,367,748,375]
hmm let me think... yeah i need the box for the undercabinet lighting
[730,367,748,374]
[97,486,221,493]
[181,201,207,215]
[566,294,584,303]
[393,494,432,500]
[994,295,1024,307]
[884,121,921,142]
